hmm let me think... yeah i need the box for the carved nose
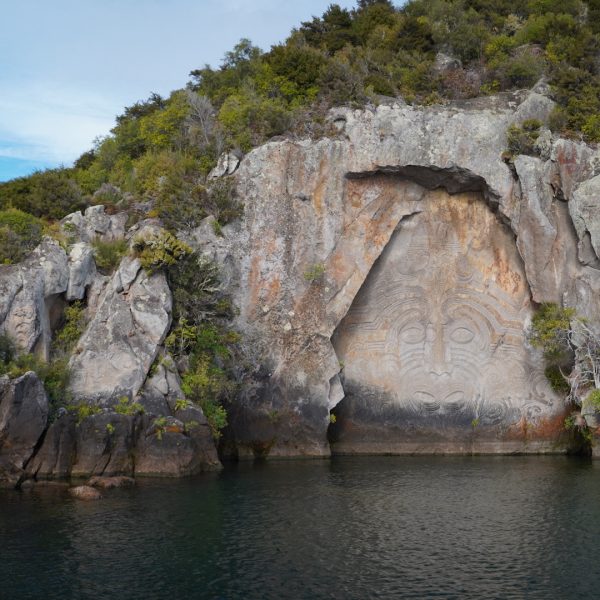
[426,323,451,376]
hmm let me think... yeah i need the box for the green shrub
[181,355,231,440]
[132,229,191,273]
[91,237,128,273]
[304,262,326,282]
[506,119,543,157]
[113,396,145,415]
[0,333,15,365]
[0,208,43,263]
[68,402,102,425]
[0,352,72,411]
[529,303,575,362]
[544,365,570,395]
[0,168,85,220]
[587,389,600,410]
[52,301,86,357]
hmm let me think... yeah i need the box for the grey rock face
[570,175,600,263]
[135,410,221,476]
[331,190,557,453]
[200,90,596,458]
[69,257,172,403]
[0,372,48,484]
[66,242,96,301]
[61,205,128,243]
[208,151,240,179]
[0,238,69,357]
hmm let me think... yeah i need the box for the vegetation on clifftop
[0,0,598,233]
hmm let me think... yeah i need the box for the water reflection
[1,457,600,599]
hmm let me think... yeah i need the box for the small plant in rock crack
[304,262,326,282]
[153,416,168,440]
[114,396,145,416]
[174,398,192,412]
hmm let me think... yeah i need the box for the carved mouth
[412,389,468,413]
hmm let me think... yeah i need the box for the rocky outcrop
[62,205,128,243]
[66,242,96,301]
[3,87,600,478]
[196,89,600,458]
[0,372,48,485]
[0,238,69,358]
[68,256,172,404]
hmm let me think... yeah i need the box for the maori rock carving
[332,190,558,446]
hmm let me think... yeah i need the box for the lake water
[2,456,600,599]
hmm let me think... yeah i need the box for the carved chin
[398,373,478,415]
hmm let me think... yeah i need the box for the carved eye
[400,325,425,344]
[450,327,475,344]
[444,391,465,411]
[415,391,439,412]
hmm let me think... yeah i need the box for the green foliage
[587,389,600,410]
[0,208,43,263]
[0,351,71,411]
[114,396,145,416]
[0,168,85,220]
[304,262,326,282]
[69,402,102,425]
[91,237,128,273]
[529,303,575,362]
[544,365,571,394]
[506,119,543,157]
[181,356,229,440]
[132,229,192,273]
[0,333,15,366]
[564,414,576,430]
[52,301,86,357]
[529,303,578,397]
[174,398,192,412]
[152,416,168,440]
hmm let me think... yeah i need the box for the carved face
[333,191,554,424]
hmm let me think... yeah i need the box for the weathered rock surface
[69,485,102,500]
[197,90,599,458]
[570,174,600,264]
[66,242,96,301]
[69,256,172,403]
[331,190,559,453]
[0,373,48,484]
[135,409,221,476]
[62,205,128,243]
[0,238,69,357]
[208,151,241,179]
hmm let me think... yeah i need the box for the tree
[529,303,600,405]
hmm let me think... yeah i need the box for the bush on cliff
[0,208,43,263]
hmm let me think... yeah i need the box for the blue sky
[0,0,358,182]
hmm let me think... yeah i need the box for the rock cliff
[1,88,600,485]
[202,89,600,458]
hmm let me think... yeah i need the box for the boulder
[66,242,96,301]
[61,205,128,243]
[68,256,172,403]
[570,174,600,264]
[0,238,69,357]
[69,485,102,500]
[26,413,77,481]
[0,372,48,485]
[135,411,221,476]
[208,151,240,179]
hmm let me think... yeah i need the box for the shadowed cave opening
[326,177,558,454]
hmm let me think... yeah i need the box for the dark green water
[2,456,600,599]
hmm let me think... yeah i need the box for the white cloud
[0,79,118,164]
